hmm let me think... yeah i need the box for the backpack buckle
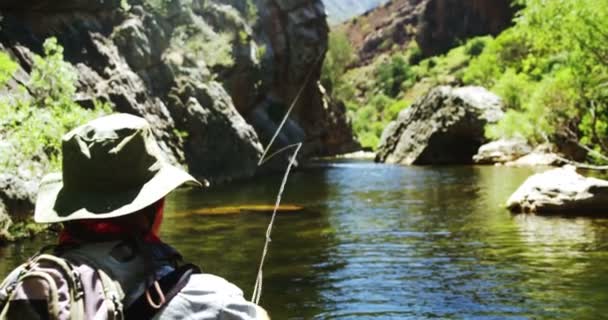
[111,294,123,318]
[72,270,85,300]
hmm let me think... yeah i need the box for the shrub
[0,38,111,172]
[491,69,533,110]
[465,37,486,57]
[0,52,17,86]
[321,29,354,93]
[376,54,413,97]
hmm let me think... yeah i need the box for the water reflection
[162,166,341,319]
[1,163,608,319]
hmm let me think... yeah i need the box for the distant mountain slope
[337,0,516,64]
[322,0,389,25]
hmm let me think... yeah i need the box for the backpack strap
[124,263,201,319]
[97,268,125,320]
[0,254,86,320]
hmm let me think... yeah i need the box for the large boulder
[507,166,608,215]
[376,86,503,165]
[473,138,532,164]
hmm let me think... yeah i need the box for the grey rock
[376,86,504,165]
[505,152,564,167]
[167,78,264,183]
[473,138,533,164]
[112,18,154,71]
[507,166,608,215]
[0,201,13,242]
[0,174,37,222]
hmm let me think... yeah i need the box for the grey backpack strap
[97,268,124,320]
[0,253,86,320]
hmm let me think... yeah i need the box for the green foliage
[376,54,414,97]
[321,29,354,94]
[30,38,78,110]
[406,42,423,65]
[465,37,486,57]
[347,93,409,149]
[120,0,131,11]
[491,69,533,110]
[0,38,111,172]
[144,0,173,15]
[174,23,235,69]
[0,52,17,86]
[464,0,608,162]
[245,0,258,26]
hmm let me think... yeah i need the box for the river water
[2,161,608,319]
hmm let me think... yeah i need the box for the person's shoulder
[153,273,270,319]
[183,273,245,297]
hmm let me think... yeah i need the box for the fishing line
[251,52,324,304]
[251,142,301,305]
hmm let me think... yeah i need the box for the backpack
[0,241,200,320]
[0,252,124,320]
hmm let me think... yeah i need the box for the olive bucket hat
[35,113,201,223]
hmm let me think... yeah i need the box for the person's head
[34,113,201,241]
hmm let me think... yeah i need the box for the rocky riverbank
[0,0,361,242]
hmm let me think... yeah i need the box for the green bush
[376,54,414,97]
[0,52,17,86]
[491,69,533,110]
[0,38,111,172]
[465,37,487,57]
[321,29,354,94]
[463,0,608,162]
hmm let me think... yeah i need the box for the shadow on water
[2,162,608,319]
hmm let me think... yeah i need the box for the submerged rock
[376,86,503,165]
[473,138,532,164]
[507,166,608,215]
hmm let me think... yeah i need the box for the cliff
[339,0,515,64]
[0,0,360,241]
[322,0,388,25]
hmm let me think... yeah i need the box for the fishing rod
[250,52,324,305]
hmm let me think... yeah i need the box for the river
[2,161,608,319]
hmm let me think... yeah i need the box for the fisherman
[1,113,268,319]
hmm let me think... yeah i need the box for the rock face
[255,0,360,158]
[507,166,608,215]
[473,138,532,164]
[376,86,503,165]
[416,0,516,56]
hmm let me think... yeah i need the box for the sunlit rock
[505,153,563,167]
[507,166,608,215]
[376,86,504,165]
[473,138,532,164]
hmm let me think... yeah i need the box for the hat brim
[35,165,201,223]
